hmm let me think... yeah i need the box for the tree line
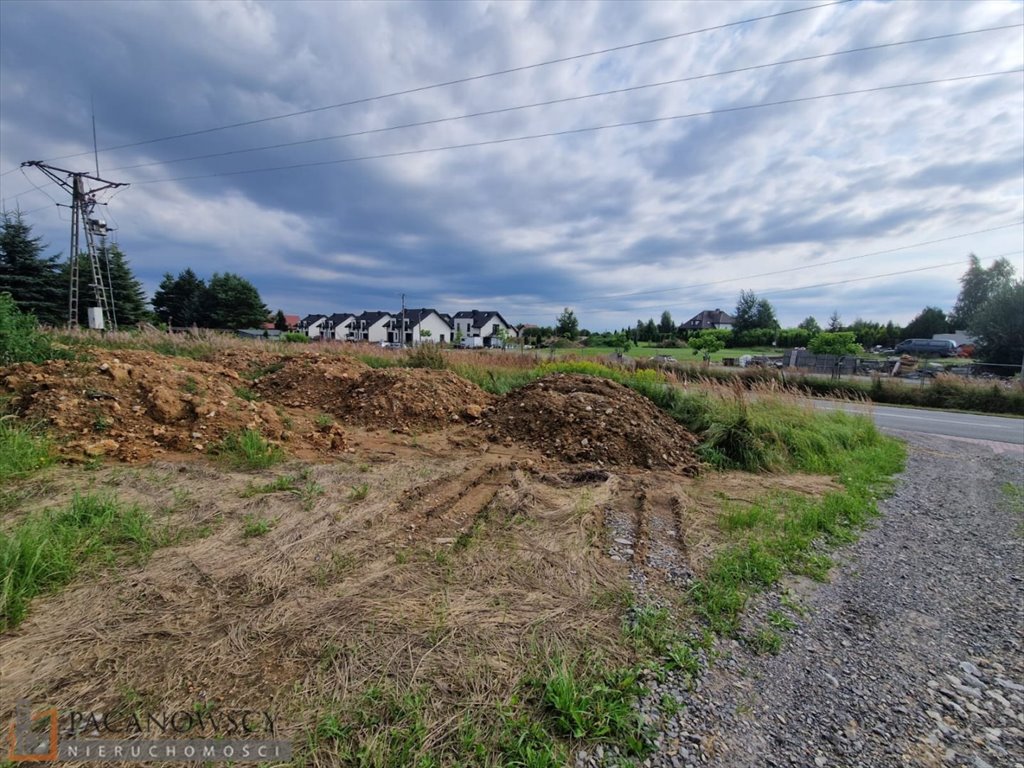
[539,256,1022,365]
[0,212,271,330]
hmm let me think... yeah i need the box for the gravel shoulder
[657,432,1024,767]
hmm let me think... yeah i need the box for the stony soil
[484,374,700,472]
[1,351,285,462]
[592,432,1024,768]
[336,367,494,431]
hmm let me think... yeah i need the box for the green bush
[0,292,73,365]
[405,344,445,369]
[282,331,311,343]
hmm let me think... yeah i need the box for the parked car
[894,338,957,357]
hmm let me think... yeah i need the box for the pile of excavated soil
[253,355,369,410]
[484,374,700,472]
[338,368,493,431]
[1,350,285,462]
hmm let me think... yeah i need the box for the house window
[492,324,499,335]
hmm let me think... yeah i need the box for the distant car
[651,355,676,363]
[894,339,957,357]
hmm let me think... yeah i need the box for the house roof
[355,311,392,325]
[392,308,452,329]
[452,310,511,330]
[261,313,300,330]
[326,312,355,325]
[683,309,736,328]
[300,313,327,326]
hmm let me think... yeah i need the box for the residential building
[325,312,356,341]
[452,310,517,347]
[681,309,735,331]
[298,313,328,339]
[351,311,393,343]
[389,308,453,344]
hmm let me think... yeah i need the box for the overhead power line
[7,0,848,171]
[585,221,1024,302]
[132,68,1024,185]
[744,249,1024,301]
[570,250,1023,316]
[105,23,1023,174]
[502,221,1024,309]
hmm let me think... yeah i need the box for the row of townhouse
[297,308,517,347]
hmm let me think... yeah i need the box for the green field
[534,345,781,363]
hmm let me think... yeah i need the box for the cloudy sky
[1,0,1022,330]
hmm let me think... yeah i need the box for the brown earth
[252,354,369,410]
[483,373,700,472]
[1,350,286,462]
[0,343,858,766]
[336,367,494,431]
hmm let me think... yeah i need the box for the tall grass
[0,419,53,483]
[212,429,284,470]
[689,417,905,634]
[0,492,154,630]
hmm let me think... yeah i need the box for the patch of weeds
[348,482,369,501]
[496,709,566,767]
[780,590,810,618]
[357,463,370,473]
[0,418,53,482]
[244,361,284,381]
[241,473,300,497]
[181,376,199,395]
[746,627,783,655]
[0,492,155,630]
[213,429,284,470]
[623,605,674,655]
[91,409,113,433]
[299,480,325,510]
[314,551,354,586]
[664,642,701,679]
[303,685,432,767]
[659,693,684,717]
[537,659,649,754]
[1001,482,1024,536]
[233,385,257,401]
[241,513,276,538]
[314,413,333,428]
[767,610,797,631]
[394,550,409,565]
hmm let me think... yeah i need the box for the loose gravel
[595,432,1023,768]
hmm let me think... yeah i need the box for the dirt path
[656,432,1024,768]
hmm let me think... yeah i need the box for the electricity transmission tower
[20,161,128,330]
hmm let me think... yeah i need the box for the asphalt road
[813,400,1024,446]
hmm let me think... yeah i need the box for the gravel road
[600,432,1024,768]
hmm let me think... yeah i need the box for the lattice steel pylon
[20,161,128,330]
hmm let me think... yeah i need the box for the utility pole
[20,161,128,330]
[401,293,406,349]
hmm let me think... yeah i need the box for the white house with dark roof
[389,308,453,344]
[325,312,356,341]
[351,311,392,343]
[298,313,328,339]
[452,310,517,347]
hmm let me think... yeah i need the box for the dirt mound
[1,350,285,462]
[338,368,493,430]
[254,354,368,409]
[484,374,700,472]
